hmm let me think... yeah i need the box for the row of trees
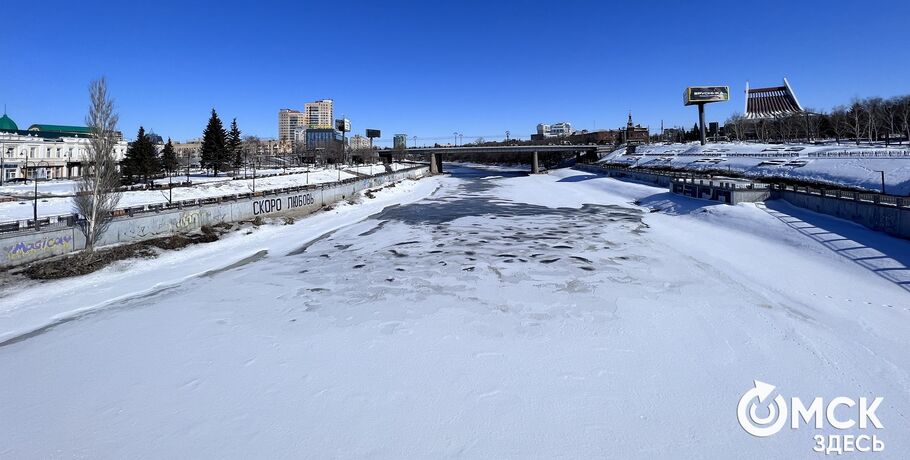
[120,127,177,184]
[120,109,243,184]
[725,95,910,144]
[201,109,242,176]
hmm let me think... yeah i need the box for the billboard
[684,86,730,106]
[365,129,381,138]
[335,118,351,132]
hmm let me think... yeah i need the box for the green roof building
[0,113,18,132]
[27,124,93,137]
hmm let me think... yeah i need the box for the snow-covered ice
[0,165,907,458]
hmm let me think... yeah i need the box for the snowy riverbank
[601,142,910,194]
[0,163,413,221]
[0,166,907,458]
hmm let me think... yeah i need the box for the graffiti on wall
[174,210,202,231]
[253,193,316,215]
[4,234,73,261]
[120,209,214,240]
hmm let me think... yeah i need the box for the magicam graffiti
[5,234,74,261]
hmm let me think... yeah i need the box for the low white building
[349,134,372,151]
[0,113,127,182]
[536,122,572,138]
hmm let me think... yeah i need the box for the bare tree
[880,97,900,145]
[242,135,262,175]
[73,77,122,252]
[804,109,823,142]
[899,96,910,145]
[863,97,883,142]
[724,113,748,141]
[846,100,865,145]
[779,115,801,141]
[829,106,849,144]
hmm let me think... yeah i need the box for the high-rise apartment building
[304,99,334,129]
[393,134,408,150]
[278,109,306,142]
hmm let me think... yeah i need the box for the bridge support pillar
[429,152,443,174]
[531,151,540,174]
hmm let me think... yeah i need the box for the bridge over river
[403,145,602,174]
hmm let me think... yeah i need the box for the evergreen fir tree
[227,118,243,170]
[201,109,227,176]
[122,126,160,184]
[161,138,178,175]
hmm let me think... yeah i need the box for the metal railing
[806,150,910,158]
[577,162,909,206]
[772,184,910,208]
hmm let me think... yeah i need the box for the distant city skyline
[3,0,908,143]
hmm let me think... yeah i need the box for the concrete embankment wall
[573,164,672,187]
[0,167,429,267]
[772,190,910,239]
[575,163,910,238]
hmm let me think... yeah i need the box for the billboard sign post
[684,86,730,145]
[335,118,351,133]
[335,118,351,167]
[365,129,380,155]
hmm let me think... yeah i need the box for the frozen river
[0,165,908,458]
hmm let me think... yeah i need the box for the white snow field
[0,164,410,221]
[601,142,910,194]
[0,165,908,458]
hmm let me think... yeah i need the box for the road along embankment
[0,166,429,267]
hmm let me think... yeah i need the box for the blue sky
[2,0,908,144]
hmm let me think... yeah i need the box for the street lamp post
[0,141,6,187]
[873,170,886,194]
[34,160,49,230]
